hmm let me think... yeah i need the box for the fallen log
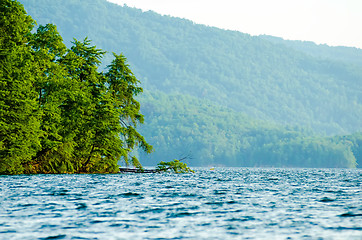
[119,167,158,173]
[119,159,194,174]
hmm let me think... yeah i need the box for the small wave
[90,219,105,224]
[339,212,362,217]
[18,203,36,207]
[168,211,198,218]
[205,201,224,206]
[40,235,67,240]
[159,192,180,198]
[325,189,344,194]
[227,216,256,222]
[109,223,126,228]
[180,193,197,198]
[319,197,335,203]
[0,230,16,234]
[133,208,165,214]
[213,190,228,195]
[216,178,231,182]
[266,177,279,181]
[40,224,59,231]
[310,188,323,192]
[146,225,161,229]
[75,203,87,210]
[120,192,141,197]
[176,206,199,211]
[49,189,69,196]
[324,226,362,231]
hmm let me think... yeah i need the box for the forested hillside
[138,91,358,168]
[18,0,362,168]
[21,0,362,135]
[260,35,362,66]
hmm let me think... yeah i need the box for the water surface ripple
[1,168,361,239]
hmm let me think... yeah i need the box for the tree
[27,23,71,173]
[104,53,153,168]
[57,38,107,172]
[0,1,153,174]
[0,0,41,174]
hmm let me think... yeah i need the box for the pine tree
[0,0,41,174]
[104,53,153,168]
[26,23,73,173]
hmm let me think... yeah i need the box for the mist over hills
[20,0,362,167]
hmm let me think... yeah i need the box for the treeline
[21,0,362,135]
[138,91,360,168]
[11,0,362,169]
[0,0,151,174]
[260,35,362,66]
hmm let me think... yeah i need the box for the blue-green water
[1,168,361,239]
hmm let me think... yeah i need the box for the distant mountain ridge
[17,0,362,168]
[259,35,362,66]
[20,0,362,136]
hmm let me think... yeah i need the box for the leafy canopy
[0,0,152,174]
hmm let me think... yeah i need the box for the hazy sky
[106,0,362,49]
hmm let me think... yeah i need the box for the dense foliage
[0,0,41,174]
[156,159,195,173]
[137,91,360,168]
[0,0,151,174]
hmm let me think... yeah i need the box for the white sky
[106,0,362,49]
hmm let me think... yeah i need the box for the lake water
[0,168,361,239]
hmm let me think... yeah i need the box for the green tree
[1,1,153,174]
[58,38,107,172]
[105,53,153,168]
[0,0,41,174]
[27,23,71,173]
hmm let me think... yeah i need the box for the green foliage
[0,0,41,174]
[104,53,153,166]
[331,132,362,168]
[138,91,358,168]
[0,0,151,174]
[156,159,194,173]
